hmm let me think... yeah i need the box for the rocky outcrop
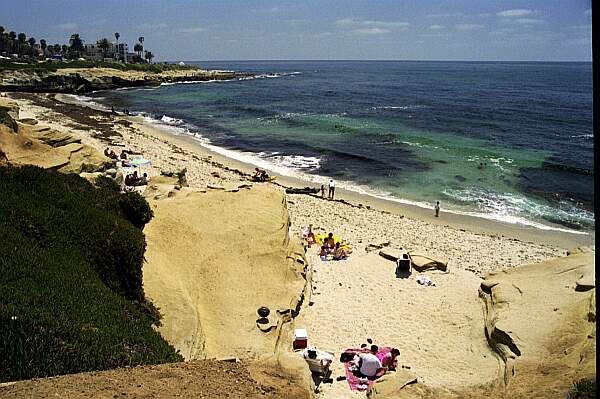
[142,185,311,361]
[478,249,595,388]
[0,67,252,94]
[0,112,110,173]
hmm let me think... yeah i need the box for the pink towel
[342,346,392,391]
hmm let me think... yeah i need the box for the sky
[1,0,592,61]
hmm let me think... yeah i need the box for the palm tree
[0,26,4,54]
[8,31,17,55]
[144,50,154,63]
[114,32,120,60]
[68,33,84,58]
[27,37,35,46]
[133,42,143,57]
[98,38,110,59]
[40,39,47,55]
[16,33,26,56]
[138,36,144,54]
[61,44,68,55]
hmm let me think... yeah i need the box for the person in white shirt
[302,347,334,383]
[328,179,335,199]
[353,345,383,378]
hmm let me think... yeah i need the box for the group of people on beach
[252,167,270,182]
[124,170,148,187]
[301,343,401,392]
[319,178,336,200]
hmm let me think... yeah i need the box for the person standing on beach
[321,184,325,198]
[434,201,440,217]
[328,179,335,199]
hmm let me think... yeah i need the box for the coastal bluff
[0,66,250,93]
[142,183,312,361]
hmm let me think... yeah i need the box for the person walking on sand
[328,179,335,200]
[321,184,325,198]
[434,201,440,217]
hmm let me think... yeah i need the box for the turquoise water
[93,61,594,233]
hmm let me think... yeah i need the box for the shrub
[119,190,154,229]
[567,378,596,399]
[0,165,181,383]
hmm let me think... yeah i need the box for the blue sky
[1,0,592,61]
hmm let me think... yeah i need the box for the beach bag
[340,351,355,363]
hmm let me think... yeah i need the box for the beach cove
[1,90,594,398]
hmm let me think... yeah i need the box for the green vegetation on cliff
[0,165,182,383]
[0,58,197,73]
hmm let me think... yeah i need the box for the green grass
[0,59,198,73]
[0,165,182,383]
[567,378,596,399]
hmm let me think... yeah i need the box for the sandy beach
[3,91,595,398]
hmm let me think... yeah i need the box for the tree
[144,50,154,63]
[98,38,110,59]
[68,33,84,58]
[40,39,47,54]
[138,36,144,54]
[133,42,143,57]
[61,44,68,55]
[114,32,120,60]
[16,33,26,56]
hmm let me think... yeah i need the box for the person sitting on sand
[108,150,118,160]
[381,348,400,372]
[304,224,315,246]
[139,172,148,185]
[352,345,383,378]
[120,150,128,160]
[104,147,111,157]
[324,233,335,250]
[302,347,334,379]
[333,242,347,260]
[253,167,262,179]
[260,169,269,181]
[319,245,329,261]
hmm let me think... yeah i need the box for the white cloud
[336,17,409,28]
[176,27,208,33]
[514,18,544,25]
[418,33,447,38]
[429,24,445,30]
[426,12,463,18]
[352,27,390,35]
[455,24,484,30]
[138,23,168,30]
[497,9,534,17]
[57,22,78,30]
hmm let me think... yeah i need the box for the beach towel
[416,275,435,286]
[343,347,392,391]
[314,233,353,253]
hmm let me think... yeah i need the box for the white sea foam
[570,134,593,139]
[370,105,428,111]
[69,94,591,236]
[160,115,184,125]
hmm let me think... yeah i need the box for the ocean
[90,61,594,233]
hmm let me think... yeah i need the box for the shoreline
[36,92,593,249]
[5,91,595,398]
